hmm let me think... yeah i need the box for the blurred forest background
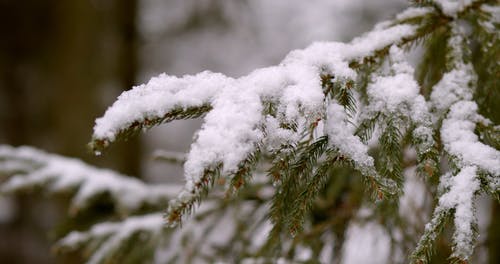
[9,0,495,263]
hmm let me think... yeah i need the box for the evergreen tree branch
[90,104,212,153]
[411,207,452,263]
[1,1,498,262]
[0,145,178,215]
[55,213,164,264]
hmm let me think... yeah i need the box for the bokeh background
[9,0,494,263]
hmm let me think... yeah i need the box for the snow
[93,71,231,141]
[395,7,433,21]
[435,0,478,17]
[183,80,264,183]
[93,20,418,146]
[368,67,417,113]
[481,4,500,23]
[92,18,420,217]
[366,46,435,155]
[325,103,375,173]
[58,213,164,264]
[437,166,480,259]
[0,145,180,213]
[412,126,434,151]
[441,101,500,176]
[367,46,428,123]
[430,63,475,114]
[350,24,416,57]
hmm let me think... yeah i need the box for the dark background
[0,1,140,262]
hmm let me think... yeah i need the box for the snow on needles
[434,0,478,17]
[430,62,475,115]
[92,18,417,212]
[421,21,499,261]
[441,101,500,177]
[92,22,417,146]
[437,166,480,260]
[93,71,230,142]
[433,26,499,179]
[366,46,434,152]
[367,46,429,124]
[57,213,164,264]
[0,145,179,213]
[326,103,375,174]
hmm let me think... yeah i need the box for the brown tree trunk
[0,0,139,262]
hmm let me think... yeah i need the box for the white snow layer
[58,213,164,264]
[326,103,375,173]
[395,7,433,21]
[437,166,480,259]
[0,145,179,213]
[94,71,230,142]
[367,46,430,125]
[441,101,500,176]
[366,46,435,156]
[430,63,475,114]
[155,200,270,263]
[92,18,418,213]
[435,0,478,17]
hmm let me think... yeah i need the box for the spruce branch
[355,114,379,144]
[152,150,187,164]
[379,118,405,187]
[89,8,443,231]
[470,3,500,123]
[164,164,222,227]
[225,149,261,197]
[87,1,500,261]
[90,104,212,153]
[0,145,177,215]
[286,150,350,236]
[411,207,452,263]
[412,19,499,263]
[1,1,496,262]
[273,137,329,237]
[55,213,164,264]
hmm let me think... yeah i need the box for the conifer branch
[1,1,498,262]
[379,118,405,187]
[411,207,452,263]
[90,104,212,153]
[71,2,500,261]
[55,213,164,264]
[0,146,177,215]
[271,137,329,237]
[164,164,221,227]
[286,150,350,236]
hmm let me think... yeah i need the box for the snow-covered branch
[1,1,495,263]
[0,145,179,214]
[56,213,164,264]
[90,7,444,227]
